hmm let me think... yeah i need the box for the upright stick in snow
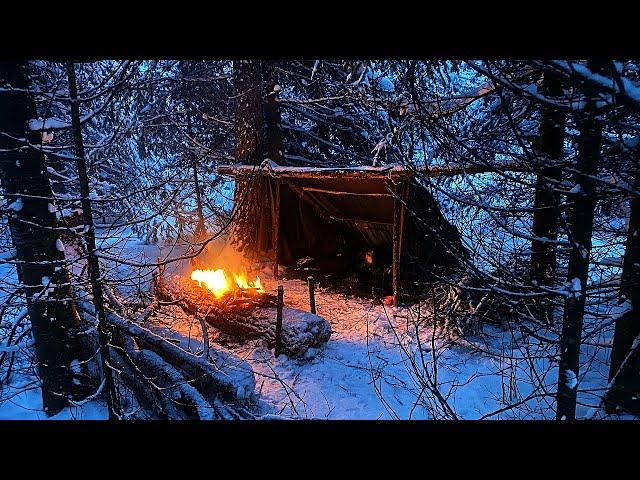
[308,276,316,315]
[66,62,119,419]
[555,61,605,420]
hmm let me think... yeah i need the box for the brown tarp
[226,165,466,283]
[279,175,398,257]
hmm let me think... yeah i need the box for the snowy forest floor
[144,244,617,420]
[0,229,629,420]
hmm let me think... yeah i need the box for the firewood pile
[155,274,332,358]
[75,291,258,420]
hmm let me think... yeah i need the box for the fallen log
[130,349,219,420]
[98,318,244,420]
[77,300,257,407]
[110,349,166,419]
[156,274,332,358]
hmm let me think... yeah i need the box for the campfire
[155,258,331,359]
[190,268,265,299]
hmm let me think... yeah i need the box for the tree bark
[605,149,640,414]
[555,61,605,420]
[233,60,265,165]
[530,71,565,298]
[263,62,284,164]
[66,61,119,419]
[179,62,206,239]
[0,61,83,416]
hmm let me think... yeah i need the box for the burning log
[156,274,332,358]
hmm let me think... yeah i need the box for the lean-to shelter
[218,161,466,302]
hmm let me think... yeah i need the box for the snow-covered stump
[156,274,332,358]
[249,305,332,358]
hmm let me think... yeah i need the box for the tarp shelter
[218,161,465,303]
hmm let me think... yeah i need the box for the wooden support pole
[392,188,401,307]
[398,180,409,258]
[272,179,281,280]
[308,276,316,314]
[275,285,284,357]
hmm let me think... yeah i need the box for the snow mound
[281,307,332,354]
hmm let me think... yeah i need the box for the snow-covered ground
[0,386,106,420]
[0,230,623,420]
[147,262,614,420]
[221,273,502,419]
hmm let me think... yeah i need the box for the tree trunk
[188,112,206,240]
[234,60,265,165]
[0,61,83,416]
[304,60,334,163]
[604,149,640,414]
[263,62,284,164]
[555,61,605,420]
[66,61,119,419]
[180,62,206,239]
[530,71,565,300]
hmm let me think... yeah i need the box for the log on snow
[105,321,244,419]
[247,305,332,358]
[116,329,216,420]
[129,348,219,420]
[156,275,332,358]
[77,300,256,405]
[110,349,166,419]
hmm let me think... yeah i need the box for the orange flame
[191,268,264,298]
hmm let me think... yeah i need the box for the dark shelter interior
[221,163,466,301]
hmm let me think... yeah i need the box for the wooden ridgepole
[308,276,316,314]
[273,179,281,280]
[275,285,284,357]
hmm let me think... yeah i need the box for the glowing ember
[191,268,264,298]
